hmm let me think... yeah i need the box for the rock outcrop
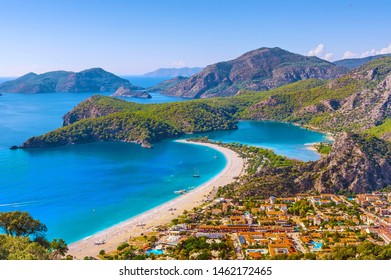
[112,86,151,98]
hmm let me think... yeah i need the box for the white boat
[174,189,187,194]
[192,168,200,178]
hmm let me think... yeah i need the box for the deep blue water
[0,77,326,243]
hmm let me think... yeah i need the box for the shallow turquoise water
[0,79,327,243]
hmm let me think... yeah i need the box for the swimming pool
[246,249,268,254]
[147,249,164,255]
[310,241,322,251]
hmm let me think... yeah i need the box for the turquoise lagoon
[185,120,328,162]
[0,78,326,243]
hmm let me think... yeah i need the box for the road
[290,232,308,253]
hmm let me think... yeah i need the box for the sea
[0,76,327,243]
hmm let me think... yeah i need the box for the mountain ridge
[160,47,348,98]
[334,54,391,70]
[243,57,391,138]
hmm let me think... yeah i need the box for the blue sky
[0,0,390,76]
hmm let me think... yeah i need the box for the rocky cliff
[161,47,348,98]
[245,57,391,135]
[299,132,391,193]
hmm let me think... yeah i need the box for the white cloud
[307,44,334,61]
[377,43,391,54]
[361,49,377,57]
[324,52,334,61]
[342,51,358,59]
[342,43,391,59]
[170,60,186,68]
[308,44,325,57]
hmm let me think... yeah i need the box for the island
[0,67,143,94]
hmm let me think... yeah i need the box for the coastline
[68,140,244,259]
[304,143,319,153]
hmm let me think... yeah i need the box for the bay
[1,141,226,243]
[0,77,326,243]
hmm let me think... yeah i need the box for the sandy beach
[68,140,244,259]
[305,143,319,153]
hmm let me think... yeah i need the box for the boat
[192,168,200,178]
[174,189,187,194]
[213,155,218,159]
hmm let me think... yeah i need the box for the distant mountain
[142,67,203,78]
[161,47,348,98]
[334,54,391,70]
[0,68,143,94]
[146,76,188,92]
